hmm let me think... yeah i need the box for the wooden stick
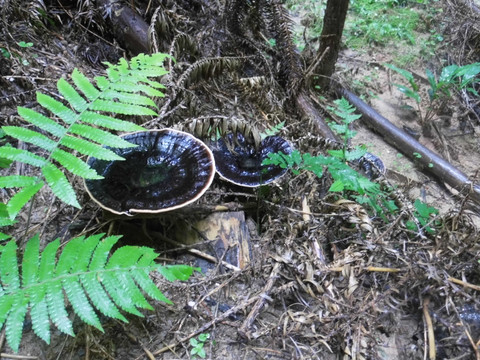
[338,87,480,205]
[448,276,480,291]
[238,262,281,338]
[423,296,436,360]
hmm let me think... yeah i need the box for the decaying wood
[96,0,149,55]
[176,211,252,270]
[338,87,480,205]
[296,91,337,140]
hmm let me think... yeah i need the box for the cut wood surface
[176,211,252,270]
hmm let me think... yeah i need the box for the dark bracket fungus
[85,129,215,215]
[211,133,292,187]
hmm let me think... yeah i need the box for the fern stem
[22,194,36,242]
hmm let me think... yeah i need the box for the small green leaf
[57,78,88,113]
[2,126,56,152]
[18,41,33,48]
[17,107,67,138]
[1,48,11,58]
[80,111,145,132]
[90,99,157,116]
[190,338,199,347]
[0,146,46,168]
[60,136,124,161]
[0,175,38,188]
[391,83,421,103]
[51,149,102,179]
[157,265,199,282]
[329,180,345,192]
[42,163,80,208]
[69,124,137,148]
[6,181,44,219]
[37,93,77,124]
[71,69,101,101]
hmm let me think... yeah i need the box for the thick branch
[338,87,480,204]
[296,91,337,140]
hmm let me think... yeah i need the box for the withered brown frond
[182,116,262,150]
[262,1,303,95]
[168,33,199,62]
[177,56,247,89]
[148,6,173,54]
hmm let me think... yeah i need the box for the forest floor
[1,0,480,359]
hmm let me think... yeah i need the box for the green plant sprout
[326,98,366,162]
[406,199,439,233]
[17,41,34,48]
[0,48,10,58]
[385,62,480,132]
[190,333,212,359]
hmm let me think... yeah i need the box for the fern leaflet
[0,233,197,352]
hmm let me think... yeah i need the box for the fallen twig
[337,87,480,205]
[448,276,480,291]
[238,262,282,339]
[152,295,260,355]
[423,296,436,360]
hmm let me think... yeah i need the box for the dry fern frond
[169,33,199,61]
[263,0,303,94]
[183,116,262,150]
[177,56,247,89]
[148,5,173,54]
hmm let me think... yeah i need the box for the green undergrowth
[0,233,198,352]
[285,0,441,58]
[345,0,420,48]
[0,53,198,352]
[264,98,441,230]
[264,98,398,217]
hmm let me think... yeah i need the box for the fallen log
[338,87,480,205]
[296,91,337,140]
[96,0,149,55]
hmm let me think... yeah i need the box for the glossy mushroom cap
[211,133,292,187]
[85,129,215,215]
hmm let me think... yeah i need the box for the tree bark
[96,0,149,55]
[315,0,349,90]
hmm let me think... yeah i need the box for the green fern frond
[0,53,170,219]
[0,233,197,352]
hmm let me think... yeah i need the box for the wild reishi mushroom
[85,129,215,215]
[210,133,292,187]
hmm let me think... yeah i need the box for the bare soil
[1,1,480,360]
